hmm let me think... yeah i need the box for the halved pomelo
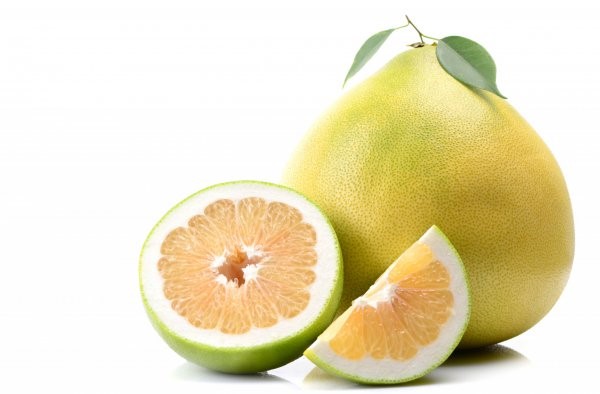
[139,181,342,373]
[304,225,469,384]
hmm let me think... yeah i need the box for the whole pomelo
[283,45,574,348]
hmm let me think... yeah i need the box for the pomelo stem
[405,15,439,43]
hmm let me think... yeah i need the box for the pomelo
[139,181,343,373]
[305,226,470,384]
[284,45,574,348]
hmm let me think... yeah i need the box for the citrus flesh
[305,226,469,384]
[139,181,342,373]
[284,45,574,347]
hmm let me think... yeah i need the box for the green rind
[304,225,470,384]
[139,180,344,373]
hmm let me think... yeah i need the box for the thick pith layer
[140,182,341,349]
[158,197,318,334]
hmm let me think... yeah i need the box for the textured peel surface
[284,45,574,347]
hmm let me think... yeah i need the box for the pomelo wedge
[139,181,343,373]
[304,225,469,384]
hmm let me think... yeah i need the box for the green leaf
[436,36,506,98]
[343,28,396,87]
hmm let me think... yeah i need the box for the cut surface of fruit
[140,181,342,373]
[304,226,469,384]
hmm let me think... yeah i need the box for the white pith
[354,283,397,308]
[140,182,340,348]
[241,244,263,259]
[241,263,260,282]
[307,226,469,382]
[210,255,226,269]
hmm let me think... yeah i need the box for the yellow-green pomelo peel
[284,45,573,348]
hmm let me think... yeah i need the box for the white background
[1,0,598,392]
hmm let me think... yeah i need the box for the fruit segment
[304,225,469,384]
[327,242,453,360]
[158,197,318,334]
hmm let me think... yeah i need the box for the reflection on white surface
[301,344,529,389]
[168,344,529,390]
[429,344,529,383]
[444,344,529,367]
[172,362,292,386]
[302,366,443,389]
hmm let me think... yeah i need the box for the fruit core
[217,247,262,286]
